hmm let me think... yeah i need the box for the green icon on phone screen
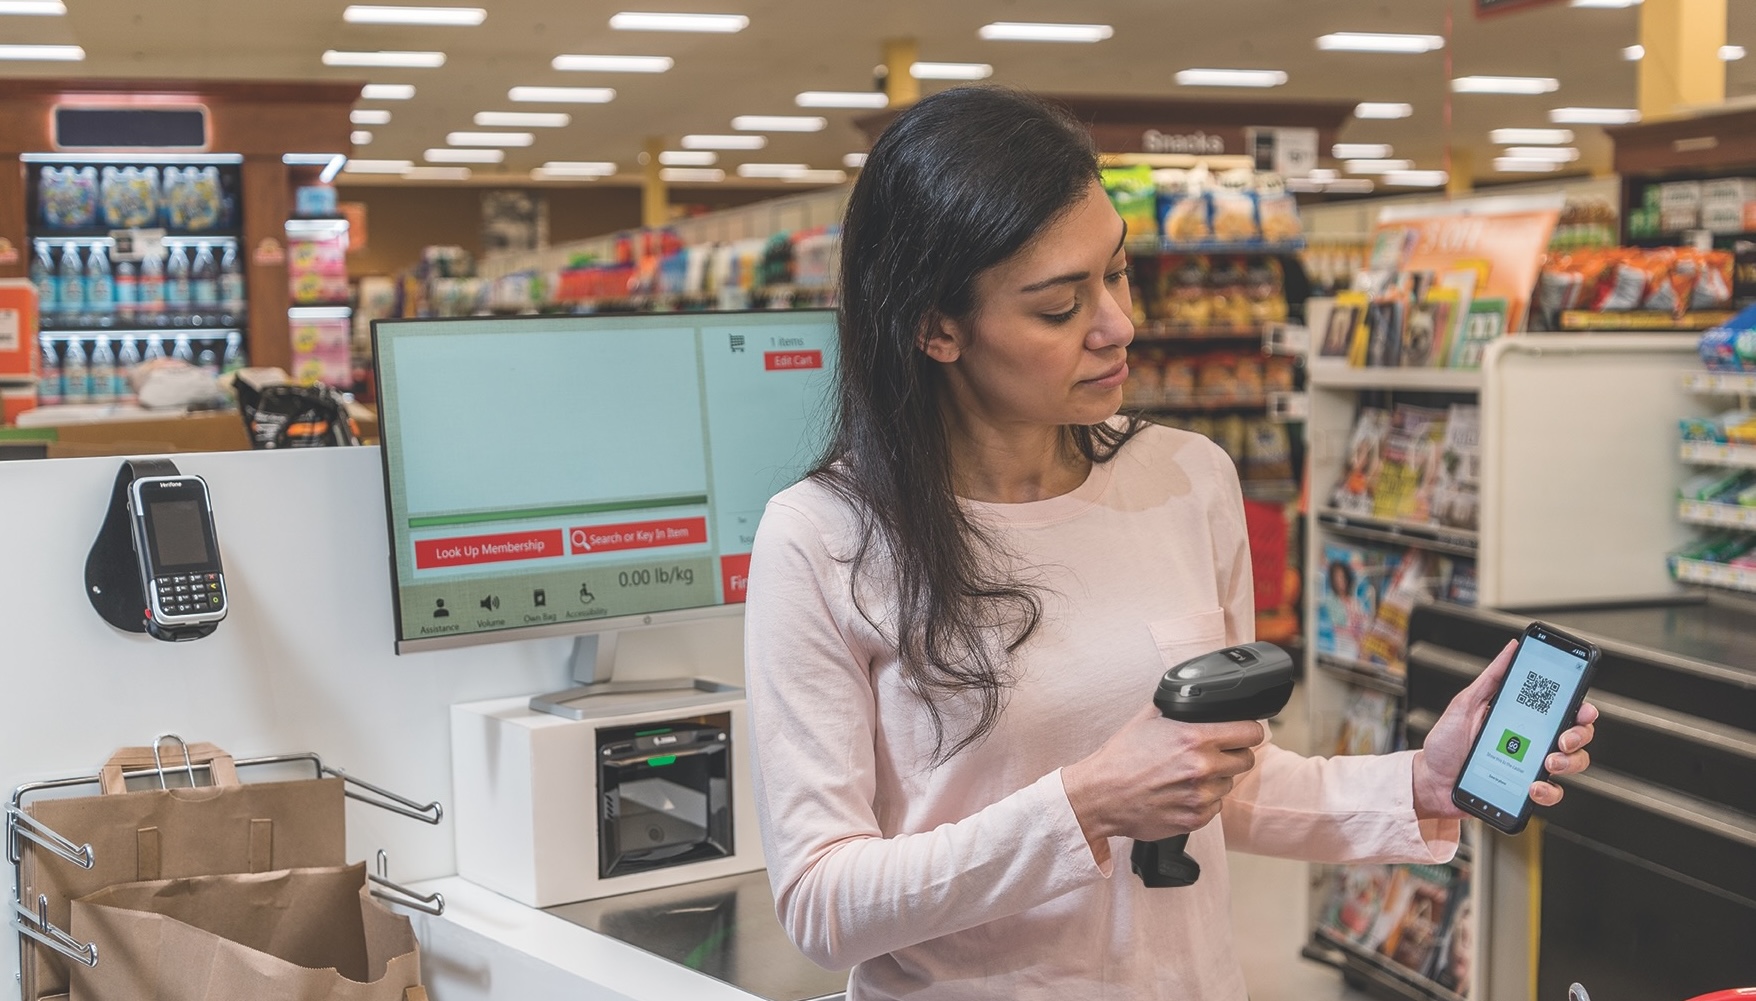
[1498,728,1530,762]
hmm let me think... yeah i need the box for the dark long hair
[813,87,1142,762]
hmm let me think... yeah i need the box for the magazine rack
[7,734,445,983]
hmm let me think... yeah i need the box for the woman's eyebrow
[1016,230,1128,294]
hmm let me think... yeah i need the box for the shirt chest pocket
[1145,607,1229,671]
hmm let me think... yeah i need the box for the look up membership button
[570,517,708,555]
[416,529,565,569]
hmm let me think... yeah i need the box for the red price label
[764,350,823,371]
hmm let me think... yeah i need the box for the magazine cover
[1450,297,1509,369]
[1330,407,1392,514]
[1320,864,1395,944]
[1428,871,1474,995]
[1406,290,1458,367]
[1364,295,1406,368]
[1317,543,1400,660]
[1443,561,1479,606]
[1360,548,1442,674]
[1334,688,1400,755]
[1433,404,1482,531]
[1381,865,1459,974]
[1372,404,1449,522]
[1334,290,1372,366]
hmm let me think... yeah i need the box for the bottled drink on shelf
[58,244,84,326]
[221,330,245,374]
[171,332,195,366]
[115,258,138,325]
[143,332,167,363]
[197,346,219,378]
[61,337,89,404]
[37,339,61,407]
[219,243,244,316]
[30,240,57,326]
[166,245,191,316]
[86,243,115,322]
[191,241,218,312]
[139,248,166,321]
[116,336,141,405]
[88,335,116,404]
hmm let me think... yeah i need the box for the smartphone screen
[1454,625,1595,830]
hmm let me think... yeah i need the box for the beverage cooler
[26,156,247,405]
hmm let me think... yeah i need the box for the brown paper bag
[19,743,345,1000]
[69,863,422,1001]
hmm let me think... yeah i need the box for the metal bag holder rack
[6,736,446,976]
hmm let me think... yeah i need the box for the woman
[743,87,1595,1000]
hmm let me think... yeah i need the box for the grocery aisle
[1229,683,1373,1001]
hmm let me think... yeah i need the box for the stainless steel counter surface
[546,869,849,1001]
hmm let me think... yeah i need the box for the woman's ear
[918,311,964,364]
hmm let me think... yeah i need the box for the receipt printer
[451,685,763,907]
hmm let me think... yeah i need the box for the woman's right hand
[1062,703,1266,864]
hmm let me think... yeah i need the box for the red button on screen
[764,350,823,372]
[569,517,708,555]
[415,530,565,569]
[720,553,752,604]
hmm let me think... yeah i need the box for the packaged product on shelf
[1331,407,1392,514]
[1195,353,1240,402]
[1160,187,1212,244]
[39,165,99,229]
[184,166,226,231]
[1161,355,1197,401]
[1678,409,1756,445]
[1373,404,1448,523]
[1210,258,1253,328]
[1432,404,1481,531]
[1242,419,1293,483]
[1256,178,1303,244]
[1317,542,1399,660]
[101,166,159,229]
[1244,257,1288,323]
[1153,255,1212,326]
[1209,171,1260,243]
[1697,312,1756,371]
[1209,414,1248,462]
[1100,164,1158,242]
[1263,355,1296,393]
[1678,468,1755,502]
[1668,533,1756,574]
[1233,355,1264,398]
[1334,688,1400,756]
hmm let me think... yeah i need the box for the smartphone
[1452,621,1599,834]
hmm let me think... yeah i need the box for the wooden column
[1639,0,1728,120]
[0,156,24,281]
[242,155,292,373]
[641,136,668,228]
[883,38,920,108]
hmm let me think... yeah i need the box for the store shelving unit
[1670,369,1756,597]
[1300,334,1705,1001]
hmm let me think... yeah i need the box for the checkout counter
[1407,598,1756,1001]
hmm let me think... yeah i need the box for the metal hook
[324,766,443,825]
[12,893,98,967]
[367,849,445,916]
[151,733,196,790]
[7,805,95,869]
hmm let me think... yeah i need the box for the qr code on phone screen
[1516,672,1562,715]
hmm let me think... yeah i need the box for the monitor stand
[528,631,740,721]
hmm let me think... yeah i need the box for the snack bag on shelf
[1210,257,1253,327]
[1264,355,1296,392]
[1256,178,1303,244]
[1161,356,1197,401]
[1586,252,1649,312]
[1155,255,1212,326]
[1242,419,1294,482]
[1233,355,1264,399]
[1245,257,1288,323]
[1210,181,1260,243]
[1212,414,1248,461]
[1693,251,1735,310]
[1196,353,1240,403]
[1161,188,1213,244]
[1101,164,1158,242]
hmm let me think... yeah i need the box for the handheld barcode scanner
[1132,642,1296,888]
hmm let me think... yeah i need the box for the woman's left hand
[1410,639,1599,820]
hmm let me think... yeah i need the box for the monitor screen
[374,310,838,652]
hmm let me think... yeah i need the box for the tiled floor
[1226,683,1376,1001]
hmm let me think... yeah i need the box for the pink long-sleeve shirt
[743,424,1459,1000]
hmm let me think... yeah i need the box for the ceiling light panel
[1384,170,1449,187]
[342,5,485,25]
[735,162,808,178]
[1451,76,1560,94]
[1490,128,1575,144]
[1176,68,1288,87]
[446,131,535,147]
[1624,44,1645,60]
[660,150,717,165]
[1722,45,1747,61]
[910,61,992,80]
[659,167,726,182]
[1551,106,1640,124]
[0,44,82,59]
[1333,143,1393,159]
[1495,157,1563,172]
[1316,32,1444,53]
[425,147,504,163]
[475,111,571,127]
[732,115,826,132]
[552,54,675,72]
[509,86,615,103]
[1570,0,1640,7]
[343,159,414,173]
[1355,102,1414,119]
[0,1,66,14]
[843,152,868,168]
[682,134,766,150]
[1345,158,1416,174]
[323,50,446,67]
[978,21,1113,42]
[361,83,416,100]
[538,161,617,176]
[351,130,374,145]
[350,109,392,125]
[609,12,748,32]
[795,91,889,109]
[1503,146,1580,161]
[787,169,848,184]
[405,166,472,180]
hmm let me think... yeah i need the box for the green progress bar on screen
[408,494,710,529]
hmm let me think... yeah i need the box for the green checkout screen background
[376,311,838,645]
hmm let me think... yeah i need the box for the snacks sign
[1475,0,1566,16]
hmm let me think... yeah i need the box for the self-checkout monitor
[373,310,838,704]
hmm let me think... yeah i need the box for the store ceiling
[6,0,1756,190]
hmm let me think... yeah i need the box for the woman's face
[926,180,1134,430]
